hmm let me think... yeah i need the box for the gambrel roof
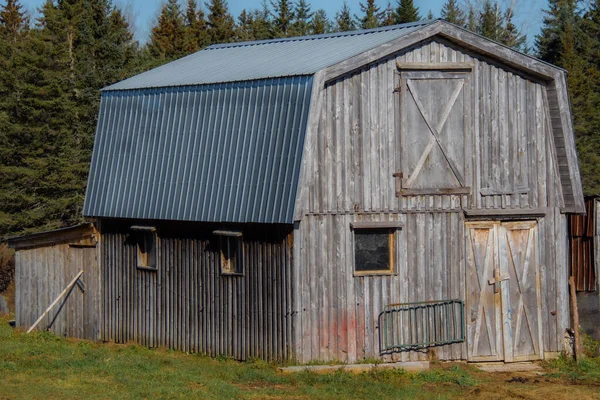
[83,20,584,223]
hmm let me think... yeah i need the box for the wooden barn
[13,20,585,364]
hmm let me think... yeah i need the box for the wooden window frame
[214,230,243,276]
[351,222,401,276]
[131,226,157,271]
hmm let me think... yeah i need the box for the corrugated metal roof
[83,76,312,223]
[104,21,433,91]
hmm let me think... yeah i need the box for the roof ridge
[207,20,435,50]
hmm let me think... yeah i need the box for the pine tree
[250,2,274,40]
[235,9,255,41]
[426,10,434,20]
[501,6,526,50]
[441,0,466,26]
[291,0,312,36]
[478,0,502,41]
[148,0,186,59]
[467,5,477,31]
[0,0,139,236]
[335,1,356,31]
[536,0,579,66]
[394,0,420,24]
[271,0,294,37]
[184,0,209,53]
[381,2,396,26]
[310,9,330,34]
[356,0,382,29]
[206,0,235,44]
[536,0,600,193]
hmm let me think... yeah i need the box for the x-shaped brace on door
[403,79,465,188]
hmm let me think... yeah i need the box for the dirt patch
[467,372,600,400]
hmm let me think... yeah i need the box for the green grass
[544,334,600,384]
[1,314,600,399]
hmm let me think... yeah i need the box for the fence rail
[378,299,465,354]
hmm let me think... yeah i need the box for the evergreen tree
[467,5,477,31]
[271,0,294,37]
[536,0,600,193]
[235,2,273,41]
[0,0,139,236]
[235,9,255,41]
[310,9,331,34]
[536,0,579,66]
[0,0,28,41]
[291,0,312,36]
[426,10,434,20]
[148,0,186,59]
[381,2,396,26]
[250,2,274,40]
[479,0,502,41]
[441,0,466,26]
[335,1,356,31]
[206,0,235,44]
[501,6,526,50]
[394,0,420,24]
[356,0,382,29]
[184,0,209,53]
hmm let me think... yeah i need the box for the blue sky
[19,0,547,46]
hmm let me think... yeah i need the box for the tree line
[0,0,598,237]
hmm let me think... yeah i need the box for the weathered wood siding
[99,220,294,361]
[15,240,100,340]
[294,38,569,362]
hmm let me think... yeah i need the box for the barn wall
[294,37,569,362]
[15,240,100,340]
[99,219,294,361]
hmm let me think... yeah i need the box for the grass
[1,314,599,399]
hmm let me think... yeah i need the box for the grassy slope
[0,315,599,399]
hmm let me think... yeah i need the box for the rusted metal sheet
[569,197,598,292]
[99,219,294,361]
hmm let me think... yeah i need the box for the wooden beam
[463,208,547,218]
[350,221,404,229]
[397,62,473,71]
[569,276,582,361]
[398,187,471,196]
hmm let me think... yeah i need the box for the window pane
[354,229,391,272]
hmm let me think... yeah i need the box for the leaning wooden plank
[27,270,84,334]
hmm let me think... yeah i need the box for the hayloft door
[466,221,542,362]
[398,68,470,193]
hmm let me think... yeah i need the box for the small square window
[214,230,243,275]
[353,228,395,275]
[131,226,157,271]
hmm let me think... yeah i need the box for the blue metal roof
[104,21,433,91]
[85,22,436,224]
[83,76,312,223]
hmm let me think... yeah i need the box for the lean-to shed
[79,20,585,362]
[8,224,100,340]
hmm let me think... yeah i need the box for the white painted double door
[465,221,543,362]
